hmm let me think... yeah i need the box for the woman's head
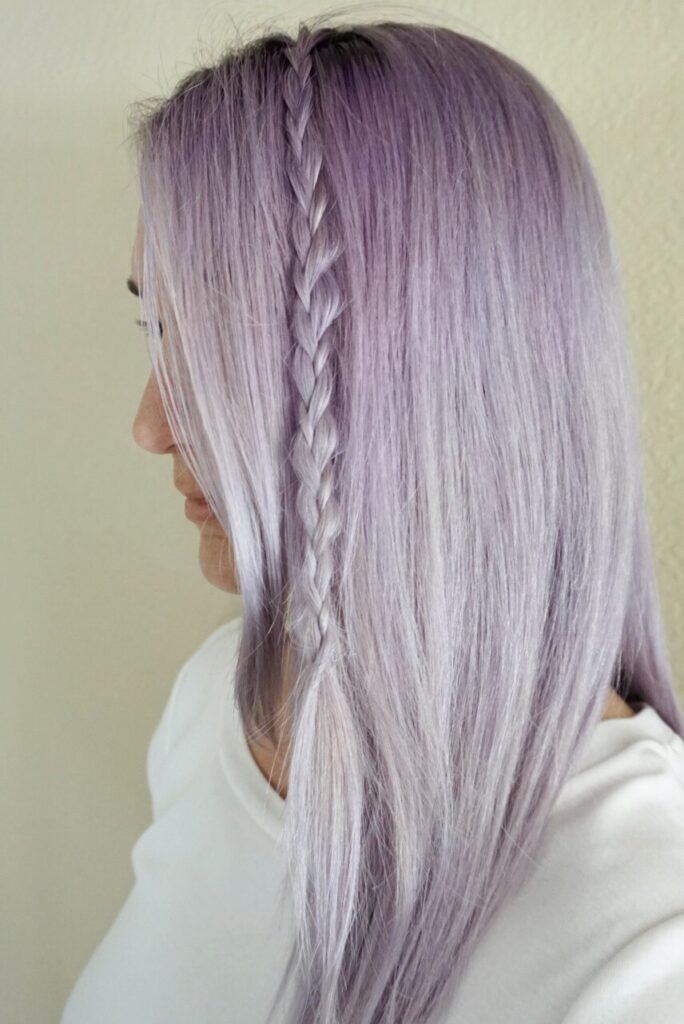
[125,17,684,1024]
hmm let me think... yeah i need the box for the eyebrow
[126,276,141,297]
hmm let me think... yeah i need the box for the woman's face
[129,210,238,594]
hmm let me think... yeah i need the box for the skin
[128,211,635,800]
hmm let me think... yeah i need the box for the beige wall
[2,3,682,1020]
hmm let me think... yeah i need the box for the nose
[132,371,175,454]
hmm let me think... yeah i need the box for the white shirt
[61,616,684,1023]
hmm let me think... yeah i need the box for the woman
[61,17,684,1024]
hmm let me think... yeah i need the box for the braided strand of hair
[282,26,345,690]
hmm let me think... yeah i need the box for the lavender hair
[126,15,684,1024]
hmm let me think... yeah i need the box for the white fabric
[61,616,684,1024]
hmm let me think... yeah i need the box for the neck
[245,682,636,802]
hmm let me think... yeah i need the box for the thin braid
[282,25,344,686]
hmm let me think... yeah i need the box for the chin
[198,531,239,593]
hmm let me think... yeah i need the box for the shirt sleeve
[559,913,684,1024]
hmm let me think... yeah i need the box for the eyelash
[135,318,164,337]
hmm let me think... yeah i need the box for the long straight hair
[127,16,684,1024]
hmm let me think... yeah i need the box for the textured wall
[1,3,681,1021]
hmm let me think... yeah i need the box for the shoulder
[165,616,243,741]
[537,711,684,973]
[145,616,243,813]
[558,910,684,1023]
[555,764,684,1024]
[464,714,684,1022]
[562,707,684,844]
